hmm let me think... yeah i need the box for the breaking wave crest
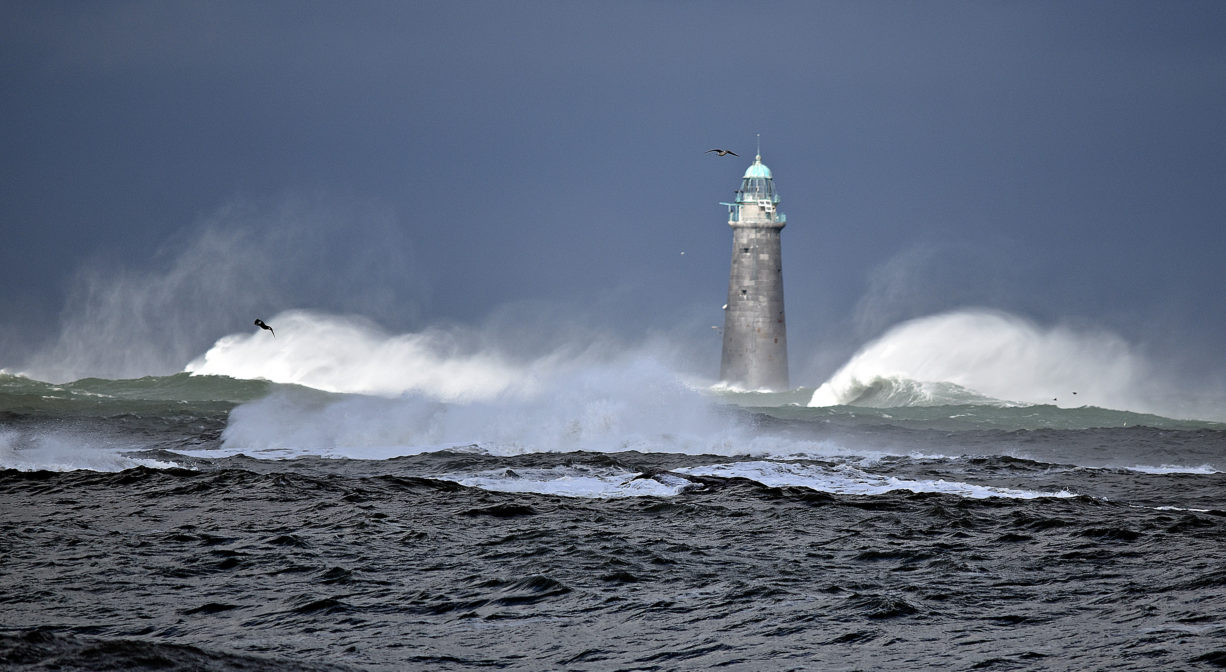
[185,310,535,401]
[177,310,759,459]
[827,375,1006,408]
[810,309,1149,412]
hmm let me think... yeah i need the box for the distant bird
[706,148,739,157]
[254,318,275,338]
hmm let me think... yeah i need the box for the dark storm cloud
[2,1,1224,390]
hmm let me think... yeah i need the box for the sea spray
[16,197,422,383]
[0,426,182,472]
[192,312,762,459]
[213,351,759,460]
[186,310,529,400]
[809,309,1147,411]
[19,225,272,382]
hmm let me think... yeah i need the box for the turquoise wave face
[752,400,1224,432]
[709,385,1223,431]
[0,372,278,417]
[61,372,274,402]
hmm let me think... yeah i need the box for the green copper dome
[734,153,779,204]
[719,146,785,224]
[742,154,772,179]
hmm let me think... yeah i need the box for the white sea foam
[412,459,1077,500]
[677,460,1076,500]
[1121,464,1220,475]
[0,427,184,473]
[810,309,1146,411]
[437,465,691,499]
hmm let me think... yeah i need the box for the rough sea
[2,311,1224,671]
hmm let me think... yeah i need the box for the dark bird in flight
[706,148,739,157]
[254,319,275,338]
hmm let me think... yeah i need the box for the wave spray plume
[809,309,1148,412]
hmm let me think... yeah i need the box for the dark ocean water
[2,372,1224,671]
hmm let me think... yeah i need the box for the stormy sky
[2,1,1224,394]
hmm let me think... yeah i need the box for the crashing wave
[812,374,1006,408]
[809,309,1145,411]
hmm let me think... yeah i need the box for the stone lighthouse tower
[720,151,789,390]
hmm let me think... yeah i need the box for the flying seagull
[706,148,739,157]
[254,318,275,338]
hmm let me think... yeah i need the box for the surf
[184,310,532,401]
[809,309,1149,412]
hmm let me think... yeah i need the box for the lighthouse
[719,151,789,390]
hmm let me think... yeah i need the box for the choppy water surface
[1,372,1224,670]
